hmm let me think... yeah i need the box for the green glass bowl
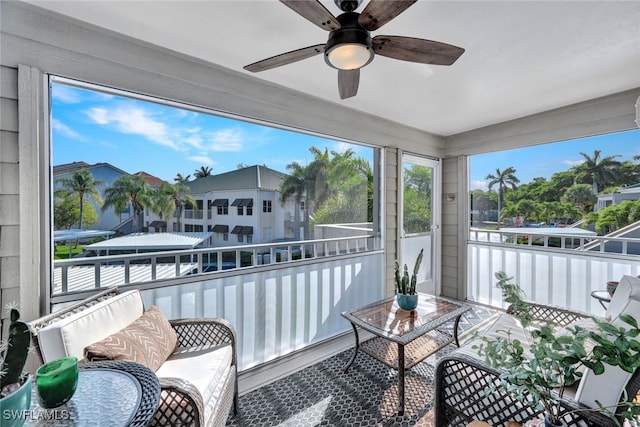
[36,357,78,409]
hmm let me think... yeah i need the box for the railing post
[151,257,157,280]
[61,266,68,294]
[94,261,100,288]
[124,259,130,284]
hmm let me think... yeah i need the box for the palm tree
[174,173,191,184]
[486,167,520,225]
[515,199,538,224]
[55,169,103,229]
[574,150,621,195]
[305,147,332,209]
[151,182,197,232]
[280,161,311,239]
[561,183,596,214]
[500,202,519,224]
[539,201,561,225]
[280,147,332,217]
[194,166,213,178]
[313,149,372,224]
[102,175,152,233]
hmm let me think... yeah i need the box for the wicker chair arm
[508,302,590,327]
[170,317,236,355]
[435,352,618,427]
[152,377,205,427]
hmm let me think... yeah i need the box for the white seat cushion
[37,290,144,362]
[458,313,532,359]
[156,344,233,420]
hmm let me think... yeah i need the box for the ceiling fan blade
[372,36,465,65]
[280,0,340,31]
[358,0,417,31]
[338,69,360,99]
[244,44,325,73]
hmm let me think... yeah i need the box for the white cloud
[51,85,81,103]
[332,141,351,153]
[563,159,584,167]
[86,107,109,125]
[85,105,178,150]
[187,155,215,166]
[51,118,85,140]
[470,180,489,191]
[209,128,245,152]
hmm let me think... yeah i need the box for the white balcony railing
[468,228,640,316]
[183,209,204,219]
[53,235,376,297]
[138,253,384,370]
[51,234,382,371]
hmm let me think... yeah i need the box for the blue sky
[470,129,640,191]
[51,82,372,182]
[52,80,639,187]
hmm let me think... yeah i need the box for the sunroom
[1,1,640,426]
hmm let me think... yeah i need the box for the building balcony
[46,229,640,426]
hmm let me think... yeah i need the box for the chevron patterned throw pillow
[84,306,177,371]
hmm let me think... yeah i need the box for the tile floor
[226,304,498,427]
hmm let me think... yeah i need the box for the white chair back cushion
[37,290,144,362]
[575,275,640,407]
[605,275,640,325]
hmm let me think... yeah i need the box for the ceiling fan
[244,0,465,100]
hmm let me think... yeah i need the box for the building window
[300,201,305,212]
[223,233,229,241]
[237,206,244,216]
[211,199,228,215]
[247,205,253,216]
[263,200,272,213]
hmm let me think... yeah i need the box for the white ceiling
[27,1,640,136]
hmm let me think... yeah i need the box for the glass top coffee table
[341,293,471,415]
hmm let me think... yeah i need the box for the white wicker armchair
[28,288,238,427]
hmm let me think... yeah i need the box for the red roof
[134,171,165,187]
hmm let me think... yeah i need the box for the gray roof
[186,165,287,194]
[54,229,115,242]
[86,232,212,251]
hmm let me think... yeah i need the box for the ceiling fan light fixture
[324,11,374,70]
[326,43,373,70]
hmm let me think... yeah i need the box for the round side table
[26,361,160,426]
[590,290,612,310]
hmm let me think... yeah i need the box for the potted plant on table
[474,272,640,427]
[394,248,423,311]
[1,307,33,427]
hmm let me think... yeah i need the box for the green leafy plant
[473,272,640,426]
[394,248,423,295]
[0,308,31,396]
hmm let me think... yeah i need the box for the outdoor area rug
[226,304,497,427]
